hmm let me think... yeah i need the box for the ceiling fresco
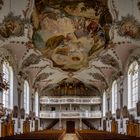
[31,0,112,71]
[1,0,140,96]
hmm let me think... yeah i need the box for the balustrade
[40,110,102,118]
[40,97,101,104]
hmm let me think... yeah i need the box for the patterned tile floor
[62,134,79,140]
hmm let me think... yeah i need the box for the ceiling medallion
[117,14,140,39]
[68,72,74,78]
[31,0,112,71]
[0,12,25,40]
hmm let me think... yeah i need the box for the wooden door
[66,121,75,133]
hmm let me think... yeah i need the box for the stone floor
[62,134,79,140]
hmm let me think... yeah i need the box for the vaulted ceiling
[0,0,140,96]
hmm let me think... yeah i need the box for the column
[60,104,61,112]
[0,120,2,137]
[29,120,32,132]
[79,118,82,130]
[0,89,3,105]
[102,92,106,117]
[32,120,35,131]
[70,104,72,111]
[20,119,24,133]
[59,118,62,130]
[38,118,42,130]
[138,60,140,101]
[13,118,18,135]
[118,76,124,109]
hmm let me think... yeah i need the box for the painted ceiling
[32,0,112,71]
[0,0,140,96]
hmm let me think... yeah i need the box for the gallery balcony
[40,96,101,105]
[40,110,102,119]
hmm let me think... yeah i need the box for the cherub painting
[31,0,112,71]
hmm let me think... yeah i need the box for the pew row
[0,129,65,140]
[76,129,140,140]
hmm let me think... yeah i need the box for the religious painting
[31,0,112,71]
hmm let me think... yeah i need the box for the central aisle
[62,134,79,140]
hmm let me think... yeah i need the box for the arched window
[103,91,106,117]
[24,80,29,114]
[112,80,117,114]
[128,61,138,109]
[2,61,13,109]
[35,91,39,117]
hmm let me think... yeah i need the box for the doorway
[66,121,75,133]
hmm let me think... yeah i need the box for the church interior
[0,0,140,139]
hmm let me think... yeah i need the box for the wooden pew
[23,119,30,133]
[76,129,140,140]
[1,120,14,137]
[111,119,118,133]
[127,120,139,137]
[0,129,65,140]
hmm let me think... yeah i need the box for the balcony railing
[40,110,102,119]
[40,96,101,104]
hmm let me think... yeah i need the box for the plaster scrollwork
[127,55,140,68]
[108,0,119,22]
[108,0,119,41]
[0,47,17,73]
[16,71,28,96]
[23,0,34,21]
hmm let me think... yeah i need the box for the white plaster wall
[13,74,18,107]
[88,119,101,129]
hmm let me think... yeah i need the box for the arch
[24,80,30,114]
[35,91,39,117]
[2,61,14,109]
[103,91,106,117]
[128,61,138,109]
[112,80,117,114]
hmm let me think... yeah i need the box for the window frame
[2,61,13,109]
[128,61,138,109]
[112,80,117,114]
[24,80,30,114]
[35,91,39,117]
